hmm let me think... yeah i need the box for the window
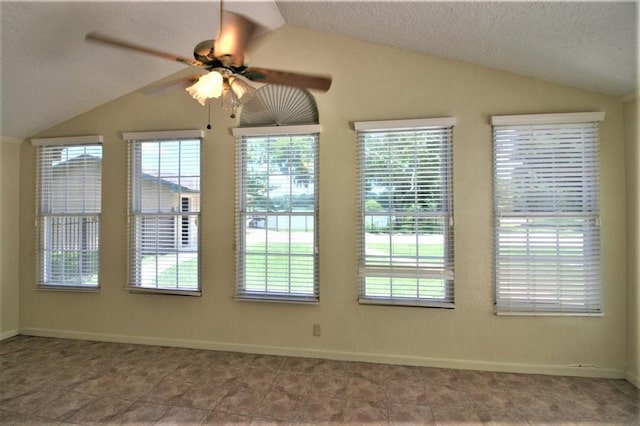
[355,118,455,307]
[492,112,604,315]
[124,130,202,295]
[233,125,319,302]
[32,135,103,289]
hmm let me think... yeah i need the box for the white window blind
[233,125,319,303]
[32,137,103,289]
[492,112,603,315]
[125,131,202,295]
[355,118,455,307]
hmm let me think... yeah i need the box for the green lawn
[144,240,446,299]
[246,242,313,255]
[140,255,198,289]
[363,241,446,299]
[244,239,312,294]
[156,258,198,289]
[48,251,99,286]
[364,277,446,299]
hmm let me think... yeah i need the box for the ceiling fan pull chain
[206,100,212,130]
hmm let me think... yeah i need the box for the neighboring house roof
[140,173,199,194]
[52,154,199,193]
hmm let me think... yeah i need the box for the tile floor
[0,335,638,425]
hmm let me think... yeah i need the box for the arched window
[233,85,320,303]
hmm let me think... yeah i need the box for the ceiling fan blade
[213,11,256,67]
[243,67,332,92]
[85,32,204,68]
[139,75,203,96]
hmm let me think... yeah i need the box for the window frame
[233,124,320,304]
[491,112,604,316]
[31,135,104,291]
[355,117,456,308]
[124,130,203,296]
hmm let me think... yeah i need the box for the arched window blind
[492,112,604,315]
[355,118,455,308]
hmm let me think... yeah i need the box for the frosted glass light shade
[221,82,241,113]
[186,71,224,105]
[228,76,256,104]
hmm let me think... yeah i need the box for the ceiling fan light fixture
[221,81,241,114]
[86,9,332,113]
[186,71,224,105]
[228,75,256,104]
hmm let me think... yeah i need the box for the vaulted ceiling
[1,1,637,140]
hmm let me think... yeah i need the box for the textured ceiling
[277,1,638,98]
[0,0,637,140]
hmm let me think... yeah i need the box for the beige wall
[19,25,630,377]
[624,99,639,386]
[1,137,21,339]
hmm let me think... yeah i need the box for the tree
[362,130,448,233]
[244,135,315,213]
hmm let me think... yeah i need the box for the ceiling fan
[85,4,331,116]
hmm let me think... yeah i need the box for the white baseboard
[19,327,625,380]
[626,370,640,388]
[0,329,19,341]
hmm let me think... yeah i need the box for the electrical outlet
[313,323,321,337]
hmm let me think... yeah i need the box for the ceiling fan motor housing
[193,40,216,63]
[193,39,247,73]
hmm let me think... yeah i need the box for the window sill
[126,287,201,297]
[37,285,100,293]
[235,294,319,305]
[495,311,603,317]
[359,297,454,309]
